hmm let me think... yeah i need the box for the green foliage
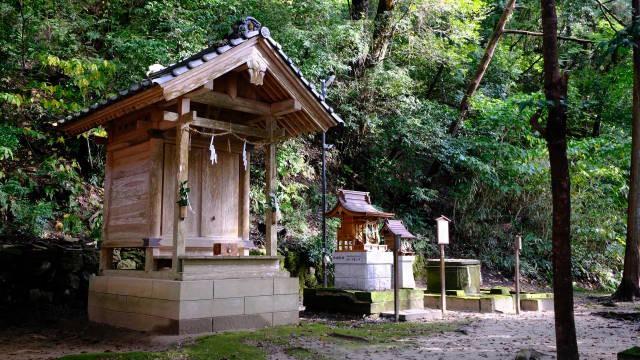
[0,0,634,289]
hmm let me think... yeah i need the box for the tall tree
[448,0,518,135]
[615,0,640,301]
[352,0,397,76]
[539,0,580,358]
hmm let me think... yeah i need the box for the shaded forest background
[0,0,634,291]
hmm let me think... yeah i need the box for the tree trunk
[351,0,396,77]
[540,0,579,358]
[448,0,517,135]
[614,0,640,301]
[351,0,369,20]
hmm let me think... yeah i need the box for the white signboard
[436,216,450,245]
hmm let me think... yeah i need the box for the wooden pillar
[265,118,277,256]
[99,143,114,273]
[146,133,164,272]
[239,152,251,241]
[172,98,192,273]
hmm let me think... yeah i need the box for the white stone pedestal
[333,251,393,291]
[397,255,416,289]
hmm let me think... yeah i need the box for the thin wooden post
[99,146,114,273]
[240,152,251,242]
[515,234,522,315]
[440,244,446,316]
[265,118,278,256]
[172,98,192,273]
[394,235,401,322]
[146,135,164,272]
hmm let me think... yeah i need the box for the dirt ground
[1,295,638,360]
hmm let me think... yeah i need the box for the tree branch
[594,0,626,27]
[503,29,593,45]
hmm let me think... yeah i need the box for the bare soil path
[1,295,638,359]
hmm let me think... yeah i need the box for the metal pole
[321,130,327,288]
[394,235,400,322]
[440,244,446,316]
[515,234,521,315]
[321,79,328,288]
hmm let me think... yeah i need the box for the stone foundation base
[88,273,299,334]
[333,251,394,291]
[303,288,424,315]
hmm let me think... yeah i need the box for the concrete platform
[303,288,424,315]
[88,258,300,334]
[423,290,554,314]
[380,309,442,321]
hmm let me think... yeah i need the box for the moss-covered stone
[618,346,640,360]
[489,286,511,295]
[304,288,425,314]
[425,259,481,294]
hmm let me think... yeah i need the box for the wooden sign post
[436,216,451,316]
[515,234,522,315]
[393,235,401,322]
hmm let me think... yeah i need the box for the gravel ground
[2,295,638,359]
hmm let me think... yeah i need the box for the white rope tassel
[242,140,248,170]
[209,134,217,164]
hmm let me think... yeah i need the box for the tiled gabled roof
[382,219,416,239]
[56,17,342,129]
[326,189,394,218]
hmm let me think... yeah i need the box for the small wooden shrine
[57,18,342,334]
[325,190,394,252]
[381,219,416,255]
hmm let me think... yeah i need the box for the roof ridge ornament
[227,16,269,40]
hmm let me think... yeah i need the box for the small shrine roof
[382,219,416,239]
[325,189,394,218]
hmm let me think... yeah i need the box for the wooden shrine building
[326,190,393,252]
[381,219,416,255]
[57,17,342,334]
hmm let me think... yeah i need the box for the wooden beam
[172,98,192,273]
[226,74,237,99]
[271,98,302,116]
[265,117,278,256]
[162,38,258,101]
[164,111,285,139]
[191,91,271,115]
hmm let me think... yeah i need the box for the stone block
[88,292,128,312]
[335,277,358,290]
[125,296,179,319]
[212,313,273,331]
[214,278,273,298]
[273,294,298,312]
[180,300,213,319]
[151,280,181,300]
[424,294,441,309]
[177,318,213,334]
[181,280,214,300]
[493,296,514,314]
[152,280,214,301]
[448,296,480,312]
[89,275,108,293]
[274,277,299,295]
[212,297,244,316]
[273,311,299,326]
[245,295,274,314]
[107,276,153,298]
[397,256,416,289]
[89,307,174,333]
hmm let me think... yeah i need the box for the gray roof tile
[59,17,342,128]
